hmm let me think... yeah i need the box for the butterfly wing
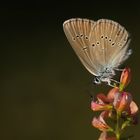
[110,40,131,68]
[63,18,101,76]
[89,19,130,69]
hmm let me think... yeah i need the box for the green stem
[116,111,121,140]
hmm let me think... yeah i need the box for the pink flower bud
[91,94,112,111]
[92,111,112,131]
[113,92,132,112]
[127,101,139,125]
[91,101,112,111]
[107,87,119,102]
[129,101,138,115]
[120,68,131,90]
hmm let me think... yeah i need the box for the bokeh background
[0,1,140,140]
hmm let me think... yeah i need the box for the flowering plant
[91,68,138,140]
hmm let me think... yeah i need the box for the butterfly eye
[93,77,101,85]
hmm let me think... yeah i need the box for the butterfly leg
[107,79,120,87]
[106,79,116,88]
[107,82,116,88]
[110,78,120,84]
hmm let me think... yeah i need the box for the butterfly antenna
[114,68,124,71]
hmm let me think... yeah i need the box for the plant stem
[116,111,121,140]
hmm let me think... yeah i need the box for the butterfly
[63,18,131,87]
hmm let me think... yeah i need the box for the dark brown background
[0,1,139,140]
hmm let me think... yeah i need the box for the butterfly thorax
[93,67,115,85]
[99,67,115,82]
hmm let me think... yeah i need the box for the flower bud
[91,94,112,111]
[113,92,132,113]
[120,68,131,91]
[129,101,138,115]
[92,111,112,131]
[91,101,112,111]
[107,87,119,102]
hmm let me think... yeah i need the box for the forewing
[63,18,101,76]
[89,19,130,68]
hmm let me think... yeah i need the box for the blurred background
[0,1,140,140]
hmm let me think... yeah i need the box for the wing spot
[101,35,104,39]
[92,44,95,47]
[76,35,79,38]
[112,43,115,46]
[85,36,88,40]
[105,36,108,39]
[73,37,76,41]
[80,34,83,37]
[97,42,100,45]
[83,47,87,50]
[124,38,127,42]
[118,43,122,47]
[117,30,121,36]
[109,39,112,42]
